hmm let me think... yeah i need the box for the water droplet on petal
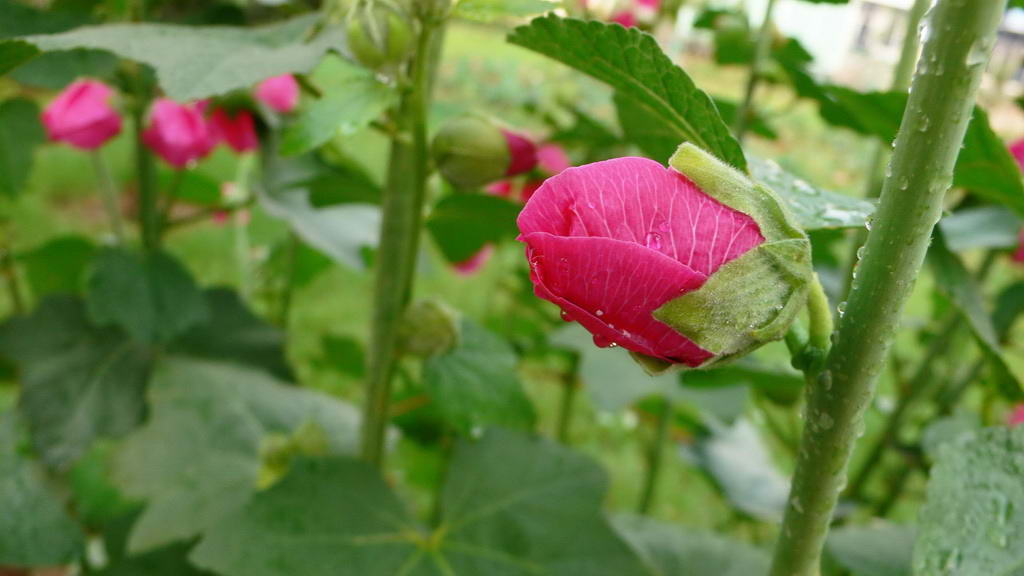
[593,334,614,348]
[644,231,662,251]
[560,309,573,322]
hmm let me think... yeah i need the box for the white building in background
[682,0,1024,95]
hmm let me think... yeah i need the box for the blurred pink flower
[454,244,494,276]
[518,157,764,365]
[502,129,539,177]
[485,180,515,198]
[255,75,300,114]
[635,0,660,8]
[143,99,219,168]
[1014,229,1024,264]
[209,108,259,153]
[610,10,637,28]
[536,143,571,175]
[521,180,543,204]
[1009,405,1024,427]
[1010,138,1024,170]
[42,79,122,150]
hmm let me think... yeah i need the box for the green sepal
[654,239,812,367]
[629,351,675,376]
[669,143,806,243]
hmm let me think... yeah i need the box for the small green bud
[346,2,415,71]
[398,299,461,358]
[432,116,512,189]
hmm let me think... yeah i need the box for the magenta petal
[518,157,763,277]
[524,232,712,365]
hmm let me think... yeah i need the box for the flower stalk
[769,1,1006,573]
[732,0,778,142]
[361,2,449,468]
[90,151,125,244]
[637,396,672,515]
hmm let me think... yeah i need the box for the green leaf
[749,157,876,230]
[0,98,46,198]
[913,426,1024,575]
[509,16,746,170]
[454,0,561,22]
[9,48,118,89]
[113,357,361,553]
[0,296,153,468]
[426,193,522,263]
[170,288,292,381]
[193,429,649,576]
[921,414,980,462]
[0,0,89,38]
[17,235,96,298]
[86,248,209,345]
[280,73,396,156]
[927,232,1022,398]
[0,40,39,75]
[97,541,215,576]
[424,319,535,434]
[693,419,789,521]
[308,157,382,207]
[0,413,84,566]
[550,324,677,412]
[826,522,914,576]
[7,15,342,100]
[994,281,1024,340]
[953,107,1024,220]
[684,358,804,405]
[938,206,1021,252]
[613,515,770,576]
[262,153,380,270]
[316,334,366,379]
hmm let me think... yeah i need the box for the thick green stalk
[91,151,125,243]
[637,396,672,515]
[732,0,778,142]
[842,0,930,296]
[769,2,1005,574]
[130,76,159,252]
[361,5,447,468]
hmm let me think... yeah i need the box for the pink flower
[454,245,494,275]
[521,180,544,204]
[635,0,660,8]
[486,180,515,198]
[1009,405,1024,427]
[41,80,122,150]
[255,75,300,114]
[1014,229,1024,264]
[610,10,637,28]
[537,143,571,175]
[1010,139,1024,170]
[142,99,219,168]
[517,157,764,365]
[502,130,538,177]
[209,108,259,153]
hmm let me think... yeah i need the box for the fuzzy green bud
[431,116,512,189]
[346,2,415,71]
[398,299,461,358]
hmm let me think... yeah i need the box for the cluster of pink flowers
[42,75,300,167]
[453,137,573,276]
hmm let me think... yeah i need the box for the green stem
[361,5,448,469]
[732,0,778,142]
[555,352,579,444]
[768,2,1005,574]
[131,74,158,253]
[0,229,23,315]
[842,0,930,296]
[637,396,672,515]
[90,151,125,244]
[844,315,958,500]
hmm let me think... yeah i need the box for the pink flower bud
[1009,405,1024,427]
[209,108,259,154]
[502,129,539,177]
[142,99,219,168]
[453,244,495,276]
[255,75,300,114]
[610,10,637,28]
[517,157,765,365]
[41,79,122,150]
[521,180,543,204]
[485,181,515,198]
